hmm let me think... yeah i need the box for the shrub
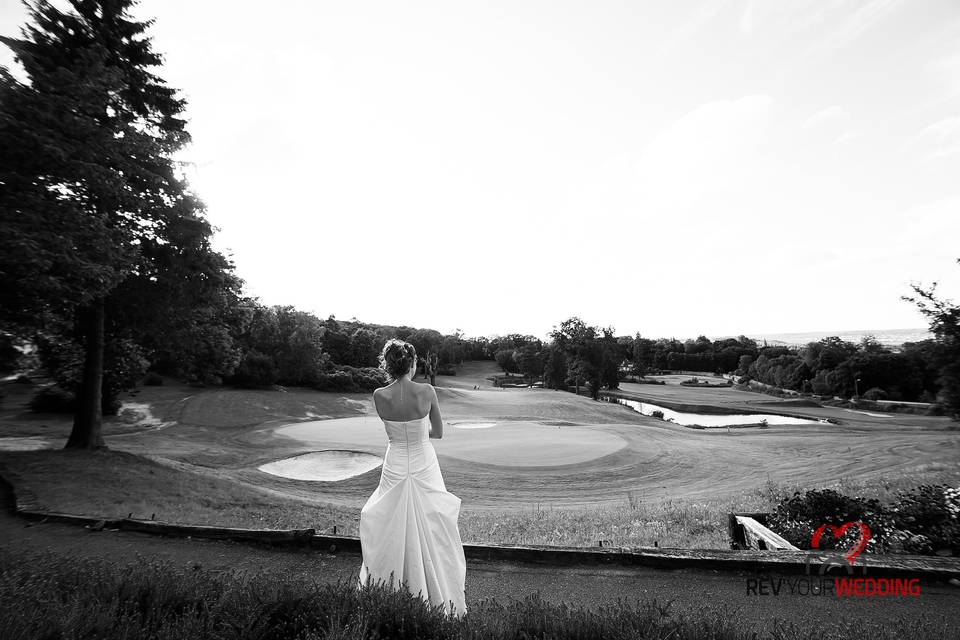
[925,404,945,416]
[29,385,76,413]
[35,334,144,415]
[651,410,665,420]
[231,350,278,388]
[891,485,960,555]
[862,387,888,401]
[437,364,456,376]
[315,369,357,392]
[767,489,894,553]
[0,333,19,373]
[353,367,389,391]
[143,372,164,386]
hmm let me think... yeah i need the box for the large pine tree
[0,0,199,448]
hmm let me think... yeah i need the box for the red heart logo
[811,521,871,564]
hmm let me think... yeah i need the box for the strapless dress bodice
[382,414,430,447]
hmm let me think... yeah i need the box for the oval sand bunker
[452,422,497,429]
[259,450,382,481]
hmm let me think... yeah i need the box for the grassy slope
[3,447,958,549]
[1,449,356,531]
[2,365,958,548]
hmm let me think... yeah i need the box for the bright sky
[3,0,959,340]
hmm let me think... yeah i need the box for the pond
[258,450,383,481]
[614,398,826,427]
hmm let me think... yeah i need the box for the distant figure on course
[358,339,467,616]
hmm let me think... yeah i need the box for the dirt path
[2,495,958,638]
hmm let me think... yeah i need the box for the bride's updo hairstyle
[379,339,417,381]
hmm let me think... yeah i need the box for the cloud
[802,105,850,130]
[928,52,960,99]
[799,0,907,61]
[634,95,776,212]
[654,0,731,59]
[908,116,960,160]
[917,117,960,140]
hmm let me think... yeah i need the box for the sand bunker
[274,416,627,467]
[258,450,383,481]
[451,422,497,429]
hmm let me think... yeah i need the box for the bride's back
[374,379,432,422]
[374,338,444,439]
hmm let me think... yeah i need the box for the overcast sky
[3,0,959,340]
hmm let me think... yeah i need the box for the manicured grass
[0,449,356,532]
[461,465,960,550]
[3,449,956,551]
[0,548,951,640]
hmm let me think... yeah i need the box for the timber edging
[2,469,958,582]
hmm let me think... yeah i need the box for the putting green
[274,417,627,467]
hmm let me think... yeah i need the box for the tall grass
[461,466,960,550]
[0,549,952,640]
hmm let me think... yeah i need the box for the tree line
[489,318,956,413]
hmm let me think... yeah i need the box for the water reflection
[615,398,826,427]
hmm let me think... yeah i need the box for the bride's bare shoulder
[413,381,438,397]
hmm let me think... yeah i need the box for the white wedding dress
[358,412,467,616]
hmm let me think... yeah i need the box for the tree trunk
[66,297,106,449]
[426,352,438,386]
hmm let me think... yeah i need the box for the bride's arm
[427,385,444,439]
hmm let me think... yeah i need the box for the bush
[29,386,76,413]
[143,372,164,386]
[354,366,389,391]
[35,334,144,415]
[651,410,665,420]
[494,349,518,373]
[315,369,357,393]
[0,333,19,374]
[231,351,278,388]
[926,404,945,416]
[891,485,960,555]
[767,489,894,554]
[862,387,888,401]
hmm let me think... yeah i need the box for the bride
[358,339,467,616]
